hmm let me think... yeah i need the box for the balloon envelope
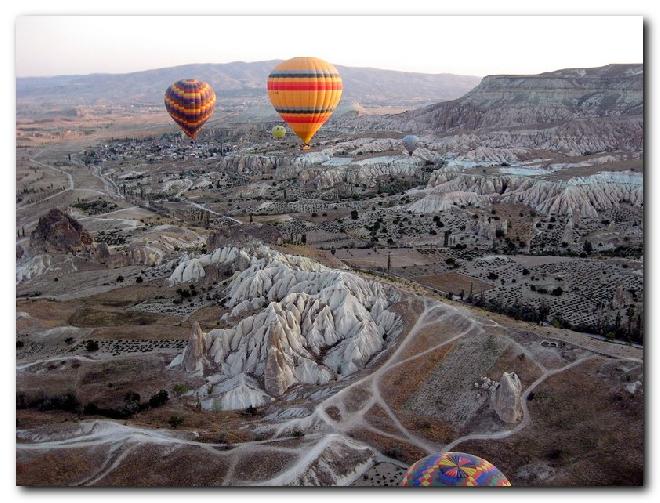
[267,57,343,147]
[402,135,419,155]
[164,79,216,139]
[401,452,511,487]
[272,125,287,139]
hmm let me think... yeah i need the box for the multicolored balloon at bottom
[401,452,511,487]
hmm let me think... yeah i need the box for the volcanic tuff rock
[217,154,280,176]
[201,373,273,411]
[168,245,401,409]
[16,249,84,283]
[420,168,642,218]
[168,245,253,285]
[29,208,93,254]
[427,117,642,156]
[491,372,523,424]
[182,322,208,375]
[297,157,425,191]
[266,137,445,191]
[408,190,489,213]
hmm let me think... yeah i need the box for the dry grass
[458,356,644,486]
[348,428,425,466]
[415,271,495,296]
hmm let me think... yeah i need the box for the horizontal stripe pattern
[268,82,343,91]
[164,79,216,139]
[280,115,332,124]
[269,71,341,78]
[274,107,337,114]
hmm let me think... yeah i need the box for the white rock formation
[408,190,488,213]
[217,154,279,176]
[168,322,208,376]
[491,372,523,424]
[162,178,193,196]
[16,254,54,283]
[16,254,78,283]
[169,245,402,410]
[169,255,206,284]
[290,155,427,191]
[424,168,642,218]
[168,245,253,285]
[202,373,273,411]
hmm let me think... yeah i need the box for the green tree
[626,305,636,336]
[168,415,184,429]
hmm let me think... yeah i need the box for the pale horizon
[16,16,643,78]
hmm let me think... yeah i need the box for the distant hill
[348,64,643,133]
[337,64,643,155]
[16,61,481,109]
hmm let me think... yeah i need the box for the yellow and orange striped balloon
[164,79,216,140]
[267,57,343,148]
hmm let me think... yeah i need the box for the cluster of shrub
[473,297,552,325]
[16,389,170,420]
[72,198,118,216]
[466,297,643,345]
[554,311,644,345]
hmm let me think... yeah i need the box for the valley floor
[16,124,644,487]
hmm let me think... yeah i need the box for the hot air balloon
[401,452,511,487]
[267,57,343,150]
[402,135,419,156]
[272,125,287,140]
[164,79,216,140]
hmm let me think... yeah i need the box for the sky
[15,16,643,78]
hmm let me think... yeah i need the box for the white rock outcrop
[169,245,402,410]
[16,254,78,283]
[491,372,523,424]
[202,373,273,411]
[168,322,208,376]
[408,190,488,213]
[424,169,642,218]
[168,245,254,285]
